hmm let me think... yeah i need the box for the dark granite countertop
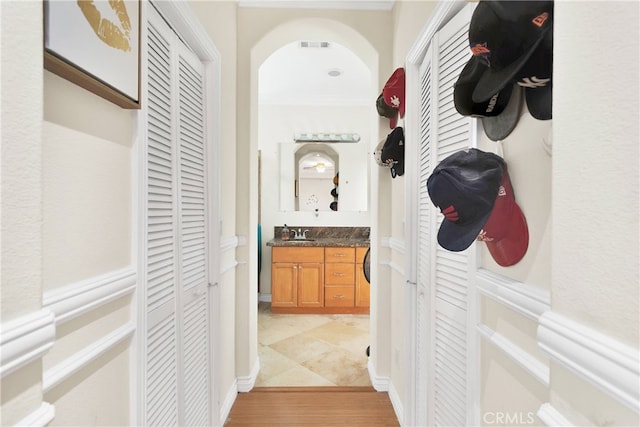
[266,226,370,248]
[267,237,370,247]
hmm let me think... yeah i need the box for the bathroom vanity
[267,227,370,314]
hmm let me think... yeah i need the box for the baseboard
[219,380,239,426]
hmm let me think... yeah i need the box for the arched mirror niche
[295,145,339,212]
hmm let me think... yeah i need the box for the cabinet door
[272,262,297,307]
[297,262,324,307]
[355,247,370,308]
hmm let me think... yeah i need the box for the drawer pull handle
[334,295,344,299]
[334,273,345,276]
[333,253,345,257]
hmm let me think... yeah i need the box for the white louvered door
[415,4,477,426]
[415,43,434,427]
[143,5,210,426]
[177,45,210,427]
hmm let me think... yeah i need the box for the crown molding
[238,0,394,11]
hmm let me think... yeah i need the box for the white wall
[548,1,639,424]
[1,1,47,425]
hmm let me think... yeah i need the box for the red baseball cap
[477,167,529,266]
[382,67,405,128]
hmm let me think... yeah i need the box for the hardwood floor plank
[225,387,399,426]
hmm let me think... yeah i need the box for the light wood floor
[225,386,400,426]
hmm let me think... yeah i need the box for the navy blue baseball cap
[427,148,504,251]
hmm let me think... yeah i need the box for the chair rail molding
[43,267,136,325]
[538,311,640,412]
[477,324,549,386]
[14,402,56,427]
[537,403,572,427]
[476,268,550,321]
[43,322,135,393]
[0,308,56,378]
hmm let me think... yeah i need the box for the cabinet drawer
[325,247,355,263]
[325,286,355,307]
[272,247,324,263]
[325,263,355,285]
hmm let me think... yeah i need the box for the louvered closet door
[177,44,210,427]
[144,5,210,426]
[416,4,476,426]
[415,43,434,427]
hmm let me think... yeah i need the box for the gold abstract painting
[44,0,140,108]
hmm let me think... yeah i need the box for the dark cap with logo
[381,127,405,178]
[454,55,524,141]
[426,148,504,251]
[469,0,553,103]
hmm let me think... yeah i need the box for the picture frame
[44,0,141,109]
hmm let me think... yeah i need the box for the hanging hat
[379,67,405,128]
[376,93,398,123]
[469,1,553,103]
[374,138,393,168]
[427,148,504,251]
[454,55,524,141]
[477,167,529,266]
[516,29,553,120]
[381,127,405,178]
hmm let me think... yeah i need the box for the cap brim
[389,113,398,129]
[484,202,529,266]
[437,209,493,252]
[525,84,552,120]
[482,84,524,141]
[455,56,514,118]
[472,27,550,103]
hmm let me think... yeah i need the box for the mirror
[297,148,337,211]
[279,142,368,212]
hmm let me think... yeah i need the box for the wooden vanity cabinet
[270,245,369,314]
[271,247,324,309]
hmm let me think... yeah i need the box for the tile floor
[256,302,371,387]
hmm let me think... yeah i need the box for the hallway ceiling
[251,0,392,106]
[259,40,372,106]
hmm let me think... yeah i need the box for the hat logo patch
[470,42,490,56]
[389,95,401,108]
[485,93,499,113]
[441,205,459,222]
[498,185,506,196]
[476,229,494,242]
[532,12,549,28]
[517,76,551,88]
[470,43,491,67]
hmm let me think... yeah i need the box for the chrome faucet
[293,228,310,239]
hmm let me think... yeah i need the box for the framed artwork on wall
[44,0,141,109]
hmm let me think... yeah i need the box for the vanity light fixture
[293,133,361,143]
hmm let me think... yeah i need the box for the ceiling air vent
[300,41,330,48]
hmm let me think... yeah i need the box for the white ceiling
[258,40,372,106]
[249,0,395,105]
